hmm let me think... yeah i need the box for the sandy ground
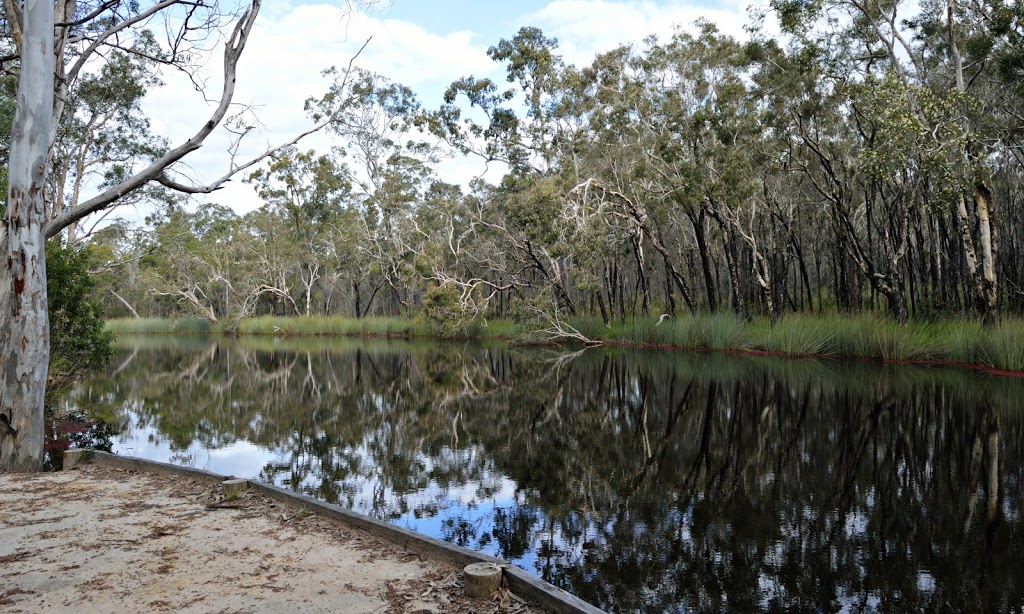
[0,464,546,613]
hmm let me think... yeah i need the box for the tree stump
[63,449,88,471]
[463,562,502,598]
[221,479,248,500]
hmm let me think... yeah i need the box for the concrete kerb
[79,450,605,614]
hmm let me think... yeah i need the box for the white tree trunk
[1,0,282,471]
[0,0,55,472]
[948,0,999,321]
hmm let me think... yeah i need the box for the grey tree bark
[1,0,266,472]
[0,0,55,472]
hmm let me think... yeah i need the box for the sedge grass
[107,312,1024,372]
[107,317,211,334]
[236,316,427,337]
[748,315,838,356]
[979,320,1024,372]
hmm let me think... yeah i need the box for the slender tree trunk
[602,261,614,321]
[975,183,999,317]
[111,290,140,318]
[790,235,814,314]
[353,280,362,318]
[720,226,748,320]
[689,208,718,312]
[617,256,626,325]
[1,0,55,472]
[631,235,651,316]
[663,255,676,316]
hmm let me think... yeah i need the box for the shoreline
[107,314,1024,378]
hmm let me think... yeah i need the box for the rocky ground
[0,464,546,613]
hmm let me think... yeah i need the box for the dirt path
[0,465,545,613]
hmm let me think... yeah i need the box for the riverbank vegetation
[83,2,1023,350]
[107,314,1024,373]
[8,0,1024,398]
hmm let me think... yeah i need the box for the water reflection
[58,336,1024,612]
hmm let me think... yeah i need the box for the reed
[979,320,1024,372]
[234,316,426,337]
[748,315,838,356]
[107,313,1024,372]
[106,317,212,334]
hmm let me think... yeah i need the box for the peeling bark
[2,1,265,472]
[1,0,54,472]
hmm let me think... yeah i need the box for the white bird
[655,314,672,327]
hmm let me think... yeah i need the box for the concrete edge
[85,450,605,614]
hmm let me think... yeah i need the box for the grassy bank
[106,313,1024,373]
[581,313,1024,372]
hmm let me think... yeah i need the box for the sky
[138,0,760,219]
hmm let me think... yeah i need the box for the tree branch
[44,1,263,239]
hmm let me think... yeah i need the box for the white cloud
[128,1,754,223]
[522,0,754,67]
[139,3,498,216]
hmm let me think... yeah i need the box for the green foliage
[235,316,420,337]
[979,320,1024,371]
[106,318,213,335]
[500,175,565,246]
[245,147,350,239]
[420,284,467,334]
[852,76,973,200]
[79,1,1024,348]
[106,312,1024,372]
[47,243,115,379]
[749,316,837,355]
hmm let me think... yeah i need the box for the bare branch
[45,1,264,239]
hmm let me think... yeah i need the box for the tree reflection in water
[60,336,1024,612]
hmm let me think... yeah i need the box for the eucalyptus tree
[557,43,672,321]
[766,0,1016,320]
[0,0,391,471]
[141,204,242,322]
[412,180,523,325]
[431,27,568,174]
[234,207,305,318]
[428,28,593,319]
[755,44,917,319]
[87,222,153,318]
[246,147,351,316]
[665,29,780,319]
[306,68,438,314]
[49,37,169,244]
[561,26,781,319]
[324,206,385,318]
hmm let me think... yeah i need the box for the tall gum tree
[0,0,388,471]
[766,0,1004,320]
[0,0,54,472]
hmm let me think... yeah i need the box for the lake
[55,335,1024,612]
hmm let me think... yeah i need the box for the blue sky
[379,0,554,40]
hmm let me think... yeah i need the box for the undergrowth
[106,312,1024,372]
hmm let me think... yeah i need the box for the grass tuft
[107,318,211,334]
[108,312,1024,373]
[979,320,1024,372]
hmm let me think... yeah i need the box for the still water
[57,336,1024,612]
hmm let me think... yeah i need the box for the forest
[55,1,1022,334]
[4,0,1024,334]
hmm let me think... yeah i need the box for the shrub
[47,242,115,381]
